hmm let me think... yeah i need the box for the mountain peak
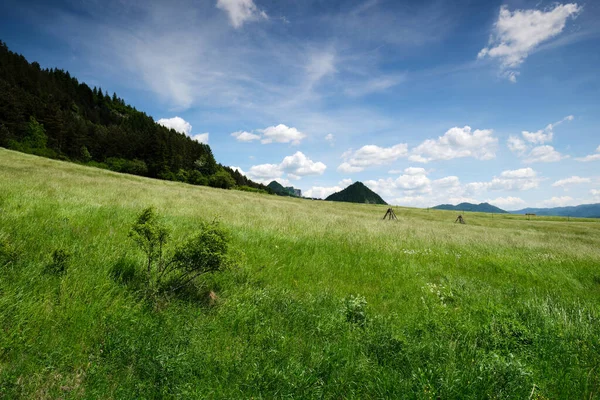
[325,181,387,205]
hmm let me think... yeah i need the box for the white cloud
[337,163,364,173]
[524,145,566,163]
[478,3,581,81]
[156,116,192,135]
[338,143,409,172]
[325,133,334,144]
[499,168,537,179]
[485,196,526,209]
[507,135,528,154]
[522,129,553,144]
[540,196,577,207]
[521,115,574,144]
[433,176,460,187]
[280,151,327,176]
[260,124,307,145]
[591,189,600,197]
[344,75,405,97]
[216,0,268,28]
[467,168,541,192]
[247,163,282,181]
[306,50,337,86]
[304,179,353,199]
[232,131,261,142]
[411,126,497,163]
[157,116,208,143]
[230,166,246,175]
[552,176,591,188]
[575,145,600,162]
[509,116,573,162]
[403,167,427,176]
[191,133,209,144]
[247,151,326,184]
[365,169,461,201]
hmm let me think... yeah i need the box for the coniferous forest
[0,40,270,193]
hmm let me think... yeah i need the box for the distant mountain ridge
[325,182,387,205]
[267,181,301,197]
[510,203,600,218]
[432,202,508,213]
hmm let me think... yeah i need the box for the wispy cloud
[575,145,600,162]
[216,0,268,28]
[478,3,582,81]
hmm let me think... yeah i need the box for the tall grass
[1,148,599,398]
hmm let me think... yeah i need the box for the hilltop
[325,181,387,205]
[432,202,508,214]
[0,40,267,192]
[267,181,302,197]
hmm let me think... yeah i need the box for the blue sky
[2,0,600,209]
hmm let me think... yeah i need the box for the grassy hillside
[1,148,599,399]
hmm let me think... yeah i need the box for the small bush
[128,208,229,294]
[128,207,169,283]
[166,220,229,292]
[45,248,71,275]
[343,294,368,327]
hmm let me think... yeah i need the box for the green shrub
[209,170,235,189]
[128,208,229,293]
[165,220,229,291]
[45,248,71,275]
[128,207,169,283]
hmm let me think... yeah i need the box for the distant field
[1,148,599,399]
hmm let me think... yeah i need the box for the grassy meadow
[1,148,599,399]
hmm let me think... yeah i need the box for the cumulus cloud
[507,135,528,154]
[247,163,282,181]
[552,176,591,188]
[522,115,573,144]
[508,116,573,162]
[230,166,246,175]
[485,196,526,209]
[325,133,335,144]
[304,179,353,199]
[232,131,261,142]
[280,151,327,177]
[191,133,209,144]
[216,0,268,28]
[338,143,409,172]
[260,124,307,145]
[231,124,307,145]
[157,116,192,135]
[410,126,497,163]
[524,145,566,163]
[403,167,427,176]
[157,116,208,143]
[540,196,577,207]
[575,145,600,162]
[467,168,541,192]
[591,189,600,197]
[246,151,326,183]
[478,3,581,81]
[365,168,463,203]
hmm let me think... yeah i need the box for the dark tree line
[0,40,270,193]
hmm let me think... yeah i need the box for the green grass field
[1,148,599,399]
